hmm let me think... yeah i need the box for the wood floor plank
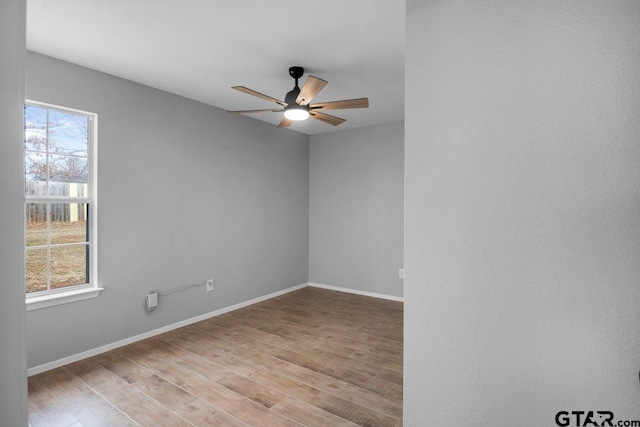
[348,348,403,373]
[334,383,403,418]
[67,359,193,426]
[258,324,357,357]
[130,374,197,411]
[160,332,262,376]
[226,324,322,359]
[386,384,403,402]
[29,287,403,427]
[271,396,360,427]
[31,367,95,406]
[88,377,193,426]
[359,324,403,343]
[246,369,322,403]
[29,410,82,427]
[273,360,345,395]
[67,394,140,426]
[209,353,262,377]
[267,347,327,372]
[65,358,127,392]
[175,398,250,427]
[29,366,139,427]
[224,398,302,427]
[376,367,404,386]
[28,376,59,414]
[229,347,290,372]
[161,328,234,359]
[28,379,83,427]
[319,363,393,395]
[92,350,155,384]
[308,391,399,427]
[173,353,230,382]
[215,371,286,409]
[119,345,246,410]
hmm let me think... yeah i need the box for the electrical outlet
[206,279,214,292]
[399,268,405,279]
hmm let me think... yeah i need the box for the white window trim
[26,286,103,311]
[24,100,101,310]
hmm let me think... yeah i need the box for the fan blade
[310,97,369,110]
[232,86,286,106]
[296,76,328,106]
[309,110,345,126]
[228,108,283,114]
[277,118,293,128]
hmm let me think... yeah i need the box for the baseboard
[309,282,404,302]
[27,282,309,376]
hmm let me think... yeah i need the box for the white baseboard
[27,282,309,376]
[309,282,404,302]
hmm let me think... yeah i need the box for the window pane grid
[25,149,88,160]
[24,200,90,293]
[26,197,91,203]
[27,244,88,251]
[24,104,91,199]
[24,102,95,296]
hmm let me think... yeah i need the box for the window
[24,101,101,310]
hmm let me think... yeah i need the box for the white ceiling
[27,0,405,135]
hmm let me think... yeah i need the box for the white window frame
[24,100,102,311]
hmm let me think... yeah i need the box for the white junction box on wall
[146,292,158,309]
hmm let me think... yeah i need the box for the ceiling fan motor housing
[284,87,309,120]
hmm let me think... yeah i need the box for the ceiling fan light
[284,107,309,121]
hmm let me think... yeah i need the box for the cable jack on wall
[143,278,214,314]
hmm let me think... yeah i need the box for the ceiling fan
[228,66,369,128]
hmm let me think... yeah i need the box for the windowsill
[26,286,103,311]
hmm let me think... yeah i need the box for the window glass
[26,248,47,293]
[24,102,96,296]
[25,203,47,247]
[49,203,88,245]
[50,245,88,289]
[48,109,89,156]
[24,105,47,151]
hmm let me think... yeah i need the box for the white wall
[0,1,28,425]
[405,1,640,424]
[309,121,404,298]
[25,53,309,369]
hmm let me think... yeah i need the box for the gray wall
[309,122,404,298]
[25,52,309,369]
[0,0,28,424]
[405,0,640,424]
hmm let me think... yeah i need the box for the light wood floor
[28,287,403,427]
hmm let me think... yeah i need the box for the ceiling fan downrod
[284,66,308,119]
[288,66,304,88]
[285,66,305,106]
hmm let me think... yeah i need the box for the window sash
[24,100,98,299]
